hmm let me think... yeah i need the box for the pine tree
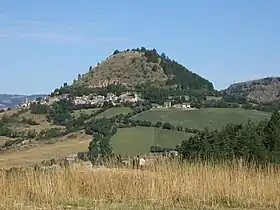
[113,49,120,55]
[88,133,113,166]
[99,136,112,161]
[88,135,101,165]
[264,110,280,151]
[264,109,280,162]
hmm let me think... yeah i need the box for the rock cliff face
[224,77,280,103]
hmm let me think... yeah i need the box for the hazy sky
[0,0,279,94]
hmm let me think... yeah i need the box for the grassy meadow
[132,108,270,130]
[0,126,191,167]
[111,126,194,156]
[0,106,280,209]
[0,107,271,168]
[96,107,132,118]
[1,160,280,209]
[73,108,100,118]
[0,133,91,168]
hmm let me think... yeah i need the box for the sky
[0,0,279,94]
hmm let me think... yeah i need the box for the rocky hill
[76,50,167,88]
[73,48,214,91]
[224,77,280,103]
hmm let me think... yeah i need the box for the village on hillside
[20,91,196,110]
[20,92,141,107]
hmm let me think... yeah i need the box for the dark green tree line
[180,110,280,164]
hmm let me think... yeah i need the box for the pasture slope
[0,107,271,168]
[132,108,270,130]
[1,107,280,209]
[96,107,132,118]
[0,126,192,167]
[111,126,194,156]
[0,133,91,168]
[72,108,100,118]
[14,110,62,132]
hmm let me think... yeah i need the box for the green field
[132,108,270,130]
[111,126,194,156]
[73,108,100,118]
[96,107,132,118]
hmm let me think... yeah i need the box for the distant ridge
[0,94,47,109]
[223,77,280,103]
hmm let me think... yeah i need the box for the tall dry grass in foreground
[0,160,280,209]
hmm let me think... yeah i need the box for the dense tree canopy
[180,110,280,164]
[129,47,214,91]
[47,99,74,126]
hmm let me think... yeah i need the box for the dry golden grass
[0,160,279,209]
[0,134,91,168]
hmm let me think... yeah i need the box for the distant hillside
[0,94,47,109]
[223,77,280,103]
[74,48,214,91]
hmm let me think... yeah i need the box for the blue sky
[0,0,279,94]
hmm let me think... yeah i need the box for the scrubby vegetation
[0,109,38,141]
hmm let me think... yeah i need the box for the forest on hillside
[180,110,280,164]
[128,47,214,91]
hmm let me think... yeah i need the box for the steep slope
[224,77,280,103]
[74,48,214,91]
[75,50,168,88]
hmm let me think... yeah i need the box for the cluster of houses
[21,96,48,108]
[20,92,141,108]
[154,101,195,110]
[19,90,195,112]
[73,92,141,106]
[151,95,198,110]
